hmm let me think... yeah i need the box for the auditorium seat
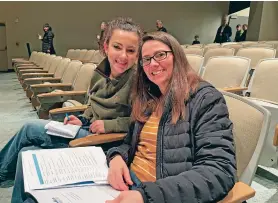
[202,56,250,92]
[36,63,96,119]
[186,54,204,75]
[203,47,235,66]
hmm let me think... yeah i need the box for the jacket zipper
[157,110,168,179]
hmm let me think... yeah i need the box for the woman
[106,32,236,203]
[97,21,108,48]
[40,23,56,54]
[0,17,143,203]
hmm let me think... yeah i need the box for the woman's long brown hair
[131,32,202,124]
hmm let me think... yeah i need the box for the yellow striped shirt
[130,114,160,182]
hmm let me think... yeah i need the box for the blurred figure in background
[97,21,108,48]
[156,20,167,33]
[192,34,201,45]
[214,15,232,43]
[234,24,243,42]
[38,23,56,54]
[240,24,248,42]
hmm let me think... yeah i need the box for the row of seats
[182,40,278,49]
[65,49,105,64]
[184,46,276,69]
[12,52,97,119]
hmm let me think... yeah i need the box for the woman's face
[104,29,139,78]
[43,27,49,32]
[141,40,174,94]
[101,23,106,30]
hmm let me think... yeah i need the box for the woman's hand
[64,115,82,126]
[108,155,133,191]
[90,120,105,134]
[106,191,144,203]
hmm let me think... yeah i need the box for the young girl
[0,17,143,203]
[106,32,236,203]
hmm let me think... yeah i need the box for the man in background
[240,24,248,41]
[156,20,167,32]
[214,15,232,43]
[234,24,243,42]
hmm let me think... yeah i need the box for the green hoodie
[78,58,135,133]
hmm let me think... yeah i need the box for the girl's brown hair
[99,17,143,56]
[132,32,202,124]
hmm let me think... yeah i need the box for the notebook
[45,121,81,139]
[22,147,120,203]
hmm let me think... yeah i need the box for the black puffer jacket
[42,27,56,54]
[107,81,236,203]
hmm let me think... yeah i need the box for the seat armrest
[218,182,255,203]
[69,133,126,147]
[17,66,43,70]
[37,91,86,98]
[49,105,88,115]
[80,59,93,63]
[31,83,72,88]
[20,70,48,74]
[25,77,61,82]
[273,124,278,146]
[220,87,248,93]
[22,73,54,77]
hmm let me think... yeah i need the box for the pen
[65,113,70,121]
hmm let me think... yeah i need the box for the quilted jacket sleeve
[136,87,237,203]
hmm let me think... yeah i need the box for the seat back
[248,59,278,102]
[202,56,251,88]
[91,50,105,64]
[236,47,276,69]
[250,43,274,48]
[187,44,203,48]
[66,49,75,58]
[204,47,235,66]
[28,51,38,63]
[204,43,221,54]
[61,60,83,84]
[241,41,258,47]
[222,44,243,54]
[82,50,95,62]
[186,54,204,75]
[221,91,270,185]
[33,52,45,65]
[78,49,88,60]
[42,55,56,71]
[183,47,204,56]
[72,49,81,60]
[47,56,63,74]
[53,58,71,78]
[72,63,97,91]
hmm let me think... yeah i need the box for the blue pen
[65,113,70,121]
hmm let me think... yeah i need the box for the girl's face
[104,29,139,78]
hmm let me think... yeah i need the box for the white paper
[45,121,81,139]
[28,185,120,203]
[22,147,108,191]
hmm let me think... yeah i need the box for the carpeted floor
[0,72,277,203]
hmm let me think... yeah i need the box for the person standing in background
[214,15,232,43]
[192,35,201,45]
[234,24,243,42]
[97,21,108,48]
[240,24,248,42]
[38,23,56,54]
[156,20,167,32]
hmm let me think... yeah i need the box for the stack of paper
[45,121,81,139]
[22,147,120,203]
